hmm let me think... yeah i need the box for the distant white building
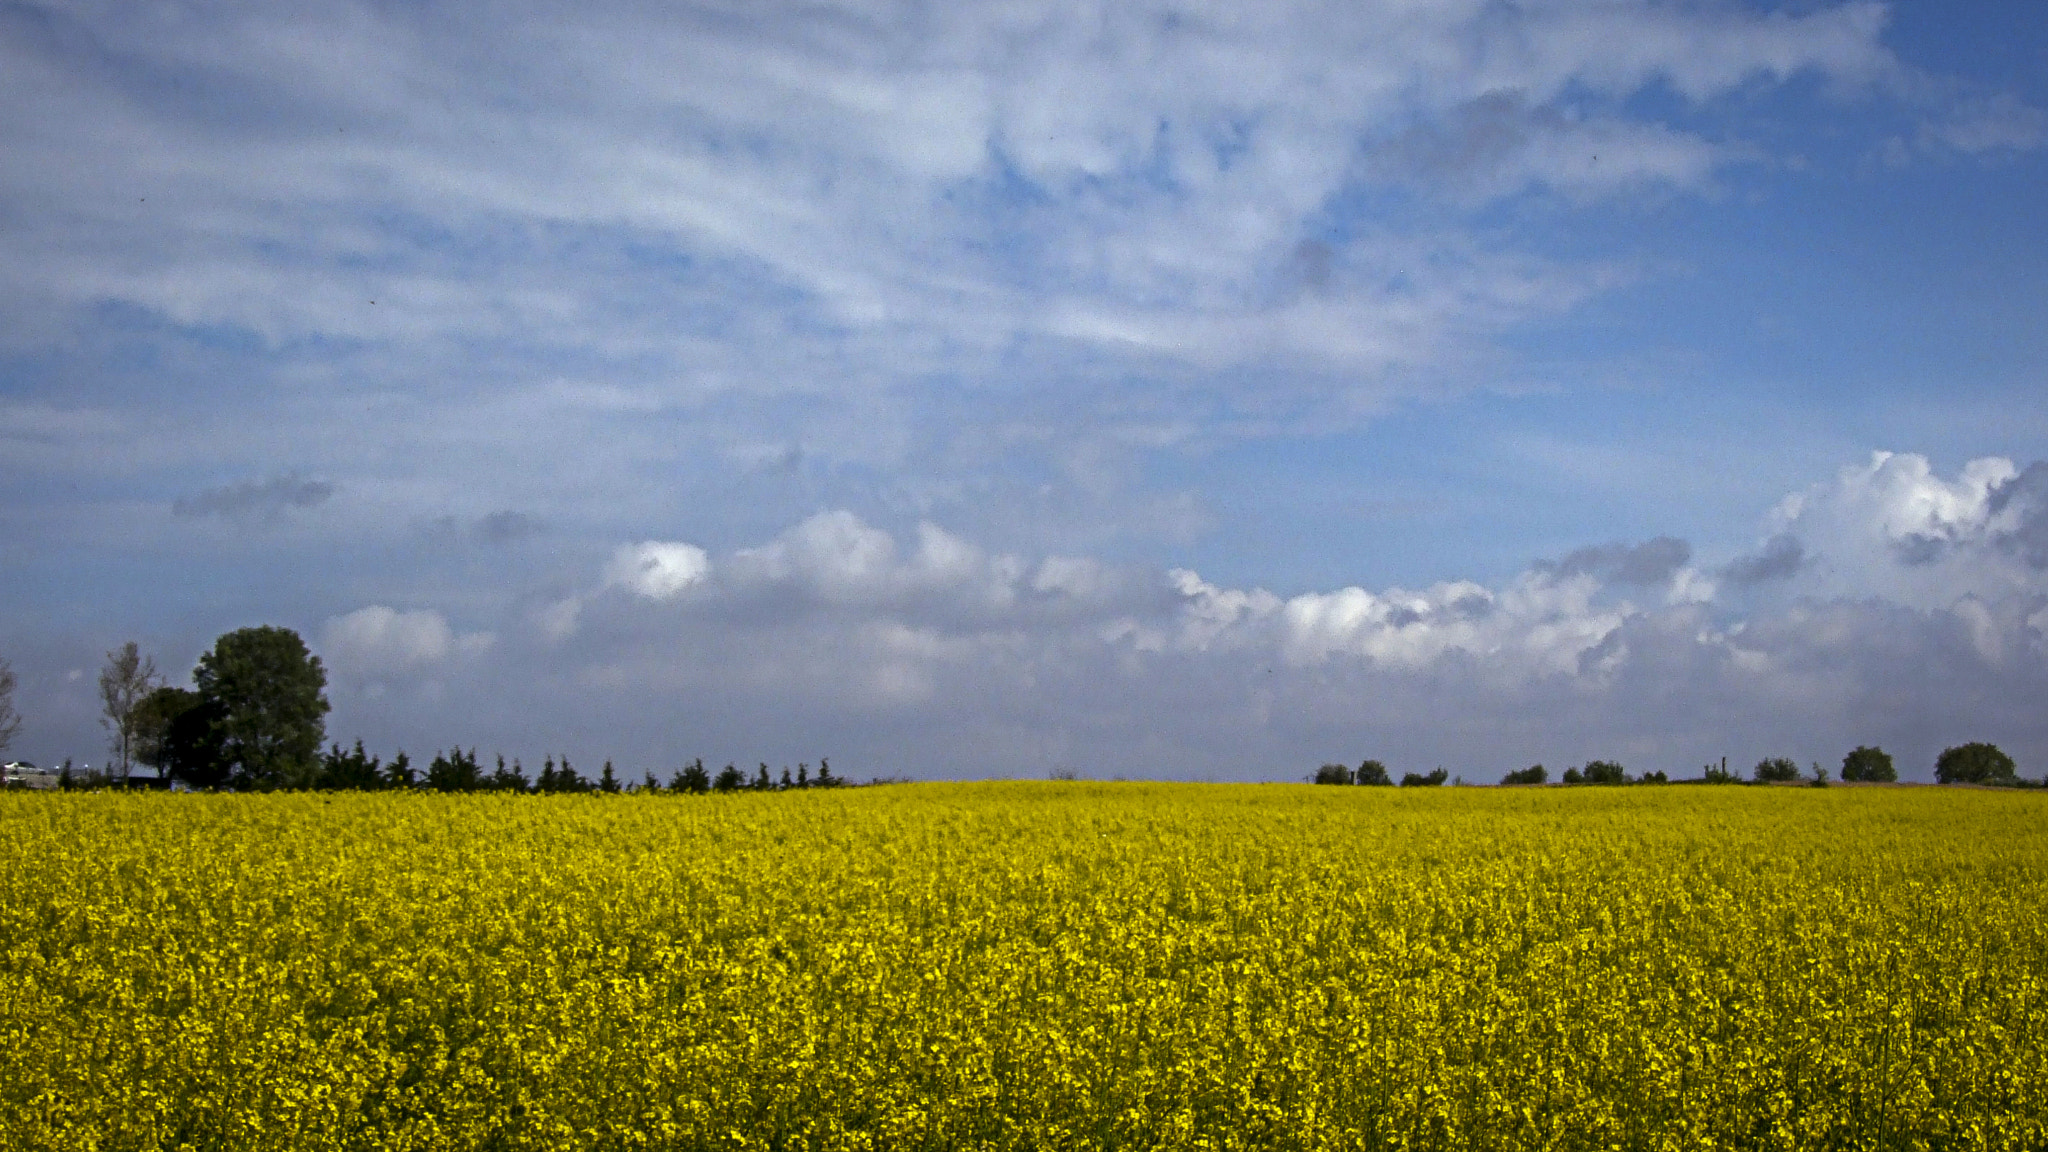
[2,761,60,790]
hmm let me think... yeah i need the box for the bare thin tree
[0,657,20,760]
[99,642,160,782]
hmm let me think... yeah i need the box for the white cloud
[1767,451,2044,608]
[722,512,1031,612]
[463,455,2048,780]
[0,0,1909,396]
[323,606,492,679]
[605,541,712,600]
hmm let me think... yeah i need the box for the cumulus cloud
[323,606,492,681]
[1722,533,1807,586]
[605,542,712,600]
[1154,568,1625,679]
[1987,462,2048,570]
[173,474,334,519]
[1768,451,2044,607]
[446,452,2045,781]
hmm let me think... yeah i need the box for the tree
[1355,760,1393,786]
[488,755,531,793]
[1840,745,1897,783]
[426,748,483,792]
[134,686,228,789]
[1313,763,1354,785]
[1582,760,1628,786]
[1936,742,2018,785]
[816,759,839,788]
[0,656,20,759]
[1501,765,1546,786]
[674,759,712,794]
[714,763,746,792]
[1400,768,1448,787]
[538,756,585,793]
[98,642,161,782]
[193,626,329,790]
[383,752,416,790]
[599,761,621,794]
[319,740,386,790]
[1753,757,1800,784]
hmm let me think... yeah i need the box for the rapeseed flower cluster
[0,784,2042,1149]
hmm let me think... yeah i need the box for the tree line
[3,627,2035,793]
[298,743,849,795]
[1313,743,2035,788]
[3,627,865,795]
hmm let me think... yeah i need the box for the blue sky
[3,0,2046,782]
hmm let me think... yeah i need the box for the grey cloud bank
[275,452,2044,782]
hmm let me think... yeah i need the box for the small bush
[1400,768,1449,787]
[1501,765,1547,786]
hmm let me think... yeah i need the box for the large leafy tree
[193,626,329,790]
[1935,742,2018,785]
[1840,745,1897,783]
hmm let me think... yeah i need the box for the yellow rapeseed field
[1,784,2044,1150]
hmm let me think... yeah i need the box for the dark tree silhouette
[1753,757,1801,784]
[1840,745,1897,783]
[1936,742,2018,785]
[193,626,329,790]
